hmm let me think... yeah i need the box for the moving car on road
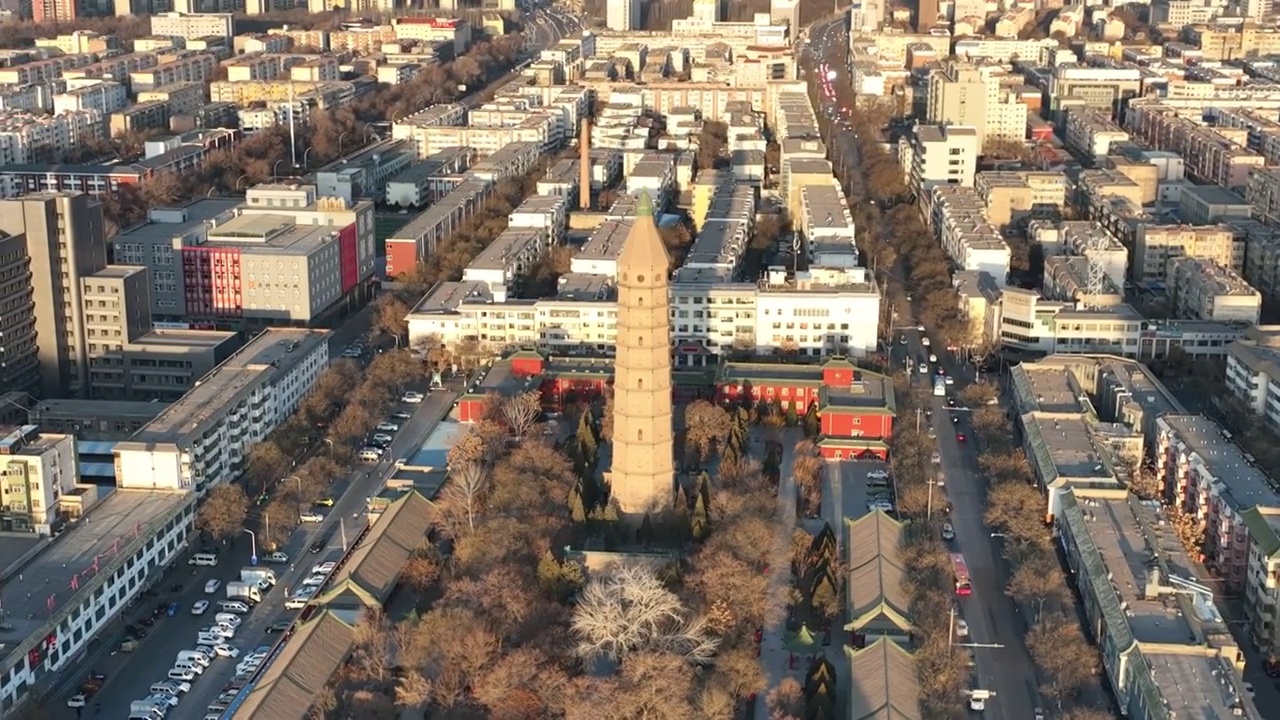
[191,600,209,615]
[941,523,955,541]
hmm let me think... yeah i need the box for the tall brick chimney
[579,117,591,210]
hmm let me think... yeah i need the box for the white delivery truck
[240,567,277,588]
[224,581,262,604]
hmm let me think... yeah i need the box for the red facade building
[715,358,895,460]
[456,352,895,460]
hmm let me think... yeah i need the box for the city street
[892,326,1041,720]
[52,383,461,720]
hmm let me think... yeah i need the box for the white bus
[933,377,946,396]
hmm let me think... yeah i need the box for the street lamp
[235,173,249,191]
[337,131,351,157]
[302,147,314,170]
[243,529,257,564]
[272,159,285,183]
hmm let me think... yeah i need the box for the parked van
[188,553,218,567]
[214,613,242,627]
[196,632,221,645]
[177,651,211,667]
[174,661,204,675]
[217,600,249,614]
[167,668,195,681]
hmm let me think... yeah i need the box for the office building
[899,124,980,193]
[607,0,641,31]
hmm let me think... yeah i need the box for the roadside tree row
[970,401,1109,715]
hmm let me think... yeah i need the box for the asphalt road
[891,327,1042,720]
[53,383,462,720]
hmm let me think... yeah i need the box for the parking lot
[824,458,894,544]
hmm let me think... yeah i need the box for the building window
[638,429,643,441]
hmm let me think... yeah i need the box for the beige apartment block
[607,194,675,517]
[1134,224,1241,284]
[1167,256,1262,324]
[975,171,1067,227]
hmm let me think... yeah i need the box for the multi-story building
[1133,224,1242,284]
[137,82,207,118]
[0,193,107,398]
[0,425,78,534]
[1167,257,1262,324]
[606,0,641,30]
[0,231,38,397]
[390,17,471,55]
[32,0,79,22]
[899,124,980,194]
[1225,325,1280,425]
[129,52,218,93]
[1155,413,1280,594]
[149,12,233,41]
[112,328,330,493]
[52,82,129,117]
[1064,109,1130,158]
[112,184,378,328]
[1029,221,1129,292]
[34,31,116,55]
[0,488,195,716]
[1056,489,1255,720]
[1046,64,1143,115]
[1125,104,1264,191]
[928,186,1011,284]
[0,109,103,164]
[109,100,171,136]
[385,178,492,278]
[925,60,1026,145]
[975,171,1068,227]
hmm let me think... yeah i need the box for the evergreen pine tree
[785,401,799,427]
[696,471,712,511]
[638,513,655,545]
[770,397,784,420]
[691,493,708,540]
[803,402,820,437]
[568,481,587,523]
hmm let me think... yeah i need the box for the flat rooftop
[132,328,237,348]
[1015,364,1090,414]
[577,219,634,262]
[207,213,334,254]
[1082,496,1247,720]
[1090,498,1196,644]
[115,197,240,245]
[0,489,192,657]
[32,398,167,420]
[121,329,329,446]
[1028,414,1113,479]
[409,280,492,314]
[1161,414,1280,510]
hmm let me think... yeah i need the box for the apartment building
[799,183,858,268]
[925,60,1026,145]
[1155,413,1280,595]
[391,17,472,55]
[0,232,38,397]
[975,171,1068,227]
[384,146,474,209]
[928,185,1011,284]
[1043,256,1125,306]
[149,12,233,40]
[899,124,980,193]
[314,139,414,205]
[0,425,78,534]
[110,100,171,136]
[408,266,881,361]
[1167,257,1262,324]
[1046,64,1142,114]
[1064,109,1130,158]
[34,31,116,56]
[1225,325,1280,425]
[462,228,547,302]
[113,328,330,492]
[129,52,218,93]
[1125,104,1264,191]
[385,178,492,278]
[1133,224,1242,283]
[62,52,159,86]
[1029,220,1129,291]
[0,110,103,165]
[1246,166,1280,224]
[0,55,93,87]
[0,193,107,398]
[137,82,207,117]
[52,82,129,117]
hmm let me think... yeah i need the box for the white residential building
[0,426,78,534]
[149,12,233,40]
[112,329,330,493]
[1167,257,1262,324]
[900,124,981,194]
[1225,325,1280,426]
[51,81,128,117]
[929,185,1011,284]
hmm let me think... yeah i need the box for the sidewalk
[754,428,848,719]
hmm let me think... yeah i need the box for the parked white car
[302,574,326,588]
[299,512,324,523]
[191,600,209,615]
[401,391,424,403]
[203,579,221,594]
[376,422,399,432]
[213,643,239,658]
[311,561,336,576]
[866,470,890,480]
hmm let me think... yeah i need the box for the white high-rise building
[694,0,719,23]
[607,0,642,31]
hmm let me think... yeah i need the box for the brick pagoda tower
[607,193,675,516]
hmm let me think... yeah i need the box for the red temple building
[454,352,894,460]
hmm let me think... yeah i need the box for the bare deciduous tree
[501,390,542,442]
[196,484,249,541]
[683,400,732,466]
[1006,549,1066,622]
[442,461,490,534]
[572,563,720,665]
[766,677,805,718]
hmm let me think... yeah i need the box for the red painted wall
[821,411,894,440]
[717,382,821,410]
[385,239,417,279]
[457,397,486,423]
[338,223,358,293]
[182,247,243,317]
[820,446,888,461]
